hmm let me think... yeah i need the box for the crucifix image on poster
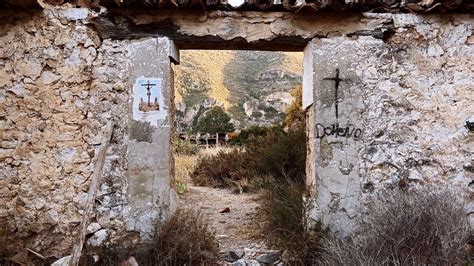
[132,77,167,124]
[137,79,160,112]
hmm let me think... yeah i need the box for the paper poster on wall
[133,77,167,124]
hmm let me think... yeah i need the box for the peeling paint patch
[130,120,155,143]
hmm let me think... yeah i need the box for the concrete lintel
[93,10,395,51]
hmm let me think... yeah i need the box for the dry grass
[77,209,219,265]
[174,154,198,194]
[260,178,326,264]
[191,126,306,191]
[174,146,235,192]
[319,187,470,265]
[144,208,220,265]
[199,146,234,156]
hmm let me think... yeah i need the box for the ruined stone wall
[0,7,177,258]
[0,6,472,258]
[307,14,473,234]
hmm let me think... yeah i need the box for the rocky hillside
[174,50,303,131]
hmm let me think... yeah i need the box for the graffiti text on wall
[316,123,362,140]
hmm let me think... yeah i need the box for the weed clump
[228,125,270,146]
[146,208,219,265]
[260,178,326,264]
[76,209,219,265]
[191,148,255,188]
[319,187,470,265]
[174,154,198,194]
[174,138,200,156]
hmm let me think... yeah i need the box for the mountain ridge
[174,50,303,131]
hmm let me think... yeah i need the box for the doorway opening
[172,49,311,263]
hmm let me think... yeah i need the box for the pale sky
[228,0,245,7]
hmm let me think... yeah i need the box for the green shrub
[195,106,235,133]
[229,125,270,146]
[319,187,470,265]
[191,148,257,187]
[191,126,306,189]
[176,181,187,194]
[174,138,200,156]
[246,127,306,181]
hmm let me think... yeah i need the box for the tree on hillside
[195,106,235,133]
[285,85,305,129]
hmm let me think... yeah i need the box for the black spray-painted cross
[141,80,156,107]
[323,68,348,119]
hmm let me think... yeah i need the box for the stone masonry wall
[0,7,177,258]
[307,14,473,235]
[0,8,106,256]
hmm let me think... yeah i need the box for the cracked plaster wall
[306,14,473,235]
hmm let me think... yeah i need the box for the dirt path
[179,186,267,252]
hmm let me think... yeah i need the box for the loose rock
[255,252,281,264]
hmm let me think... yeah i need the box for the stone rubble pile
[218,249,283,265]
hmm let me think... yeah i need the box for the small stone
[44,47,61,58]
[87,229,109,247]
[60,90,71,101]
[51,255,71,266]
[58,8,89,21]
[229,250,245,261]
[46,209,60,224]
[1,141,17,149]
[121,256,139,266]
[232,259,246,266]
[427,44,444,57]
[0,209,8,217]
[38,122,47,131]
[463,162,474,173]
[41,71,60,85]
[7,84,28,98]
[33,198,46,210]
[15,61,43,79]
[255,252,281,264]
[219,207,230,213]
[0,148,15,161]
[73,192,89,208]
[0,69,12,87]
[408,169,423,181]
[246,260,261,266]
[86,222,102,234]
[467,35,474,45]
[220,251,235,262]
